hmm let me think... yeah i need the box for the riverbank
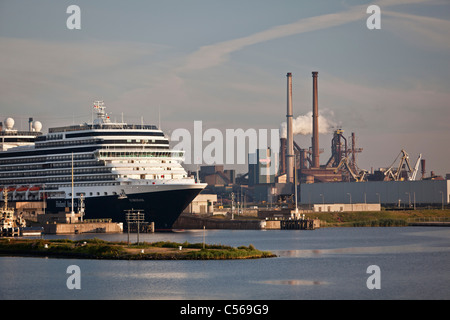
[312,208,450,227]
[0,238,275,260]
[178,209,450,229]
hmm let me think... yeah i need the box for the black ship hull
[45,187,203,230]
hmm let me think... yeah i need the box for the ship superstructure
[0,101,206,229]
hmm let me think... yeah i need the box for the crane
[384,149,421,181]
[410,154,422,181]
[334,156,367,182]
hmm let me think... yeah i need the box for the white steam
[280,110,337,139]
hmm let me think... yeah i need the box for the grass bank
[311,209,450,227]
[0,238,275,260]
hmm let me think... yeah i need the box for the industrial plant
[196,71,449,214]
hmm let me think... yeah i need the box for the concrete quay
[43,222,123,234]
[172,214,320,230]
[173,215,265,230]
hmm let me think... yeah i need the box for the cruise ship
[0,102,206,230]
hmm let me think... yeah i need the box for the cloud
[179,5,366,71]
[178,0,433,72]
[383,10,450,51]
[0,37,167,116]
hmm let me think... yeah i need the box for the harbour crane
[410,154,422,181]
[384,149,421,181]
[334,156,367,182]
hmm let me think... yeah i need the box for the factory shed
[300,180,449,207]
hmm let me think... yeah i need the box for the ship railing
[49,124,158,133]
[0,131,42,137]
[83,218,112,223]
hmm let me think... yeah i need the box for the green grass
[311,209,450,227]
[0,239,275,260]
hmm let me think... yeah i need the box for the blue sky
[1,0,449,176]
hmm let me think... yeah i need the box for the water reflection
[260,279,328,286]
[274,244,450,258]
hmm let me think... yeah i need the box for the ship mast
[71,152,74,215]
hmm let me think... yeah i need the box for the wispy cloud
[179,5,366,71]
[179,0,434,72]
[384,10,450,51]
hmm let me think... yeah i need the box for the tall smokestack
[312,71,319,168]
[286,73,294,183]
[279,138,286,175]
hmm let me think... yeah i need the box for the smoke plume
[280,110,337,139]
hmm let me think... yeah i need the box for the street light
[294,159,298,214]
[440,191,444,210]
[347,193,352,211]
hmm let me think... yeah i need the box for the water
[1,227,449,300]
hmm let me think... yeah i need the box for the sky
[1,0,449,176]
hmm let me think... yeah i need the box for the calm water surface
[1,227,449,300]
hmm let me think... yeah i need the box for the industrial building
[196,71,449,211]
[277,71,448,208]
[248,148,277,185]
[300,180,449,208]
[198,165,235,186]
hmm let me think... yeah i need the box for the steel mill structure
[275,71,448,207]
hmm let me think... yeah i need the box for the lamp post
[231,192,235,220]
[294,158,298,215]
[347,193,352,211]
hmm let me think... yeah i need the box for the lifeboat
[16,186,29,192]
[29,186,40,192]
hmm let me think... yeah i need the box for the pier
[280,219,320,230]
[407,217,450,227]
[172,214,320,230]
